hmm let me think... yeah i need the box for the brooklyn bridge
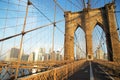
[0,0,120,80]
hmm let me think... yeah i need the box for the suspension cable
[53,0,65,12]
[0,19,64,42]
[67,0,81,9]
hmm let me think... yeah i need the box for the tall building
[5,48,25,61]
[48,48,55,61]
[38,48,45,61]
[96,49,104,59]
[104,53,108,60]
[56,51,60,61]
[43,53,50,61]
[76,47,80,59]
[33,48,46,61]
[28,52,34,62]
[5,47,29,61]
[50,51,56,61]
[56,51,63,61]
[5,48,20,61]
[10,48,20,58]
[21,54,29,61]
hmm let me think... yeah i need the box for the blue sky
[0,0,120,60]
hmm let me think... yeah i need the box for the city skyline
[4,47,64,61]
[0,0,120,79]
[0,0,120,60]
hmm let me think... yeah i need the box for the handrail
[18,60,86,80]
[94,59,120,75]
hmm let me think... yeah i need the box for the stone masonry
[64,3,120,61]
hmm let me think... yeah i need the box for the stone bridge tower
[64,3,120,61]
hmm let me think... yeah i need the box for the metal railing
[94,59,120,75]
[0,59,86,80]
[18,59,86,80]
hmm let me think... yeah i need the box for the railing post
[54,68,56,80]
[65,65,68,79]
[72,63,73,75]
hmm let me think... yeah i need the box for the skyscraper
[96,49,104,59]
[5,48,20,61]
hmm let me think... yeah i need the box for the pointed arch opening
[92,24,108,60]
[74,27,86,60]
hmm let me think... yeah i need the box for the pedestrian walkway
[68,61,118,80]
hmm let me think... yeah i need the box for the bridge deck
[69,61,120,80]
[1,60,120,80]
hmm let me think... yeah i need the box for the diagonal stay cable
[67,0,81,9]
[75,0,83,9]
[31,1,65,34]
[0,19,64,42]
[74,33,85,54]
[0,9,108,42]
[0,11,103,42]
[31,3,52,23]
[53,0,65,12]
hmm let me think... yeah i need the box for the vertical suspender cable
[52,0,56,61]
[82,0,86,8]
[15,0,31,79]
[0,0,9,57]
[114,0,120,40]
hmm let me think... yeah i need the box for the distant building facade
[5,47,28,61]
[96,49,104,59]
[5,48,20,61]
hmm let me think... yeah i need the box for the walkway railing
[94,59,120,75]
[18,59,86,80]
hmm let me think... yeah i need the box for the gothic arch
[74,27,86,60]
[92,24,107,58]
[74,24,85,34]
[64,3,120,61]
